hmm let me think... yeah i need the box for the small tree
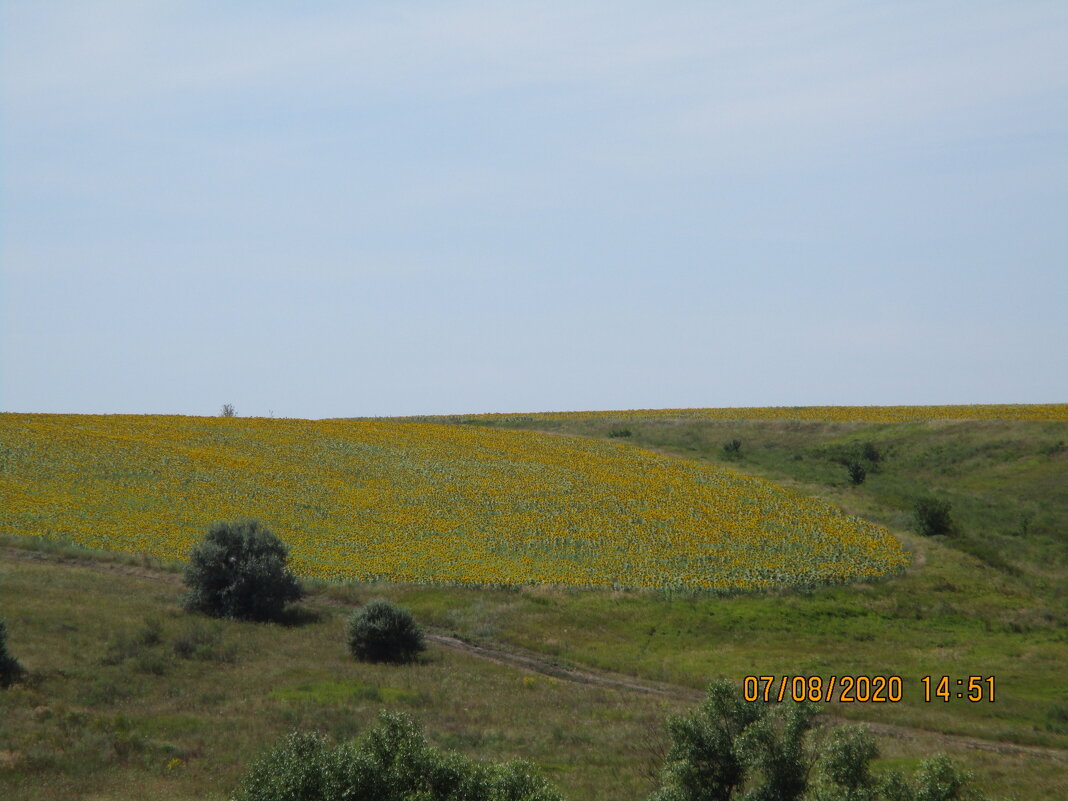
[221,403,236,417]
[738,699,821,801]
[723,439,742,458]
[649,679,764,801]
[816,725,880,801]
[651,682,989,801]
[915,498,954,537]
[347,599,425,663]
[847,461,867,486]
[183,519,303,621]
[0,619,25,688]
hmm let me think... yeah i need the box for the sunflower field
[411,403,1068,426]
[0,413,909,591]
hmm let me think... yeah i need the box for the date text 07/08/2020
[742,675,996,704]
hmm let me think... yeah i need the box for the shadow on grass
[276,604,328,628]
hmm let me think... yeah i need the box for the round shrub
[847,461,867,486]
[914,498,954,537]
[183,519,303,622]
[347,599,425,663]
[0,619,25,688]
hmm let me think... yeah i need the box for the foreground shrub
[183,519,303,621]
[815,725,880,801]
[649,680,762,801]
[881,754,987,801]
[0,619,24,688]
[232,711,564,801]
[347,599,425,663]
[915,498,954,537]
[650,680,988,801]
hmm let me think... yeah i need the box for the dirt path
[3,544,1065,763]
[423,633,699,700]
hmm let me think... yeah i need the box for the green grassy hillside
[3,551,1067,800]
[2,407,1067,799]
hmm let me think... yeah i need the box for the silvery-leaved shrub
[183,519,303,622]
[347,599,425,663]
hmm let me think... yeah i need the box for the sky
[2,1,1066,418]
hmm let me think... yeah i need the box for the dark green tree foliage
[915,498,954,536]
[723,440,742,458]
[847,461,867,486]
[232,712,565,801]
[738,701,820,801]
[649,680,763,801]
[815,725,880,801]
[0,619,25,688]
[913,755,985,801]
[880,755,987,801]
[650,682,987,801]
[183,519,303,621]
[829,441,882,483]
[347,599,425,663]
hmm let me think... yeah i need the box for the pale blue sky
[2,2,1066,418]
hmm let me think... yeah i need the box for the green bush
[847,461,867,486]
[232,711,565,801]
[861,441,882,466]
[815,725,879,801]
[723,439,742,458]
[1044,704,1068,734]
[649,679,766,801]
[0,619,25,688]
[183,519,303,622]
[608,427,632,438]
[915,498,954,536]
[880,755,987,801]
[173,620,237,663]
[649,681,988,801]
[99,617,173,675]
[347,599,425,664]
[737,700,820,801]
[137,617,163,646]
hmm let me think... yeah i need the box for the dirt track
[4,544,1066,764]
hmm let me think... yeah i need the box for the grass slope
[3,552,1068,801]
[0,555,685,801]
